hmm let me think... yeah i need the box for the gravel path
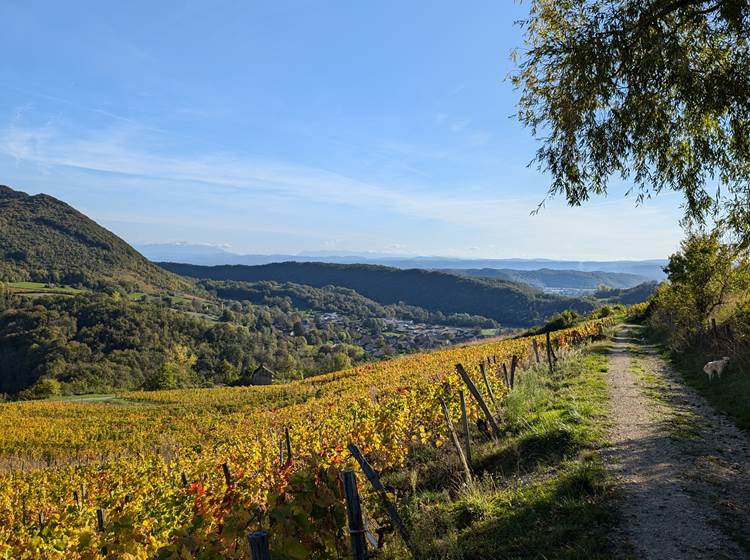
[603,327,750,559]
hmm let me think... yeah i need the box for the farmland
[0,321,608,559]
[5,282,85,297]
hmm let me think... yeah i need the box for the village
[309,311,493,358]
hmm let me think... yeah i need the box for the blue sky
[0,0,683,259]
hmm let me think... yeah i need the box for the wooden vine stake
[532,339,541,364]
[510,355,518,389]
[347,443,412,549]
[455,364,501,436]
[440,398,472,484]
[181,472,188,487]
[545,332,554,375]
[342,470,368,560]
[222,463,233,487]
[479,362,499,411]
[502,363,510,389]
[247,530,271,560]
[285,426,293,463]
[459,390,473,465]
[96,509,105,532]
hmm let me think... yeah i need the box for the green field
[6,282,85,296]
[128,292,193,305]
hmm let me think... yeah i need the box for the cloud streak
[0,122,536,225]
[0,120,683,259]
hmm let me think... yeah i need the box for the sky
[0,0,684,260]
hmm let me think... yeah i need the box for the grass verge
[381,342,617,560]
[648,338,750,433]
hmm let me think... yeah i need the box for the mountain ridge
[0,185,191,293]
[159,261,598,327]
[137,242,667,279]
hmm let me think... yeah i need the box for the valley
[0,186,651,399]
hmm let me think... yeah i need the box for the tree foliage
[0,294,368,396]
[514,0,750,244]
[163,262,597,327]
[648,232,749,349]
[0,185,191,292]
[202,279,499,328]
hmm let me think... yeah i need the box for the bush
[544,309,581,331]
[19,377,62,400]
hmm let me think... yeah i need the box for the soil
[603,326,750,559]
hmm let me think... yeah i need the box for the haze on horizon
[0,0,683,261]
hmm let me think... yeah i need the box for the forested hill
[442,268,650,290]
[0,185,191,293]
[160,261,596,326]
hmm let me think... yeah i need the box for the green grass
[7,281,85,295]
[381,342,618,560]
[44,393,137,405]
[672,349,750,432]
[128,292,193,305]
[647,336,750,433]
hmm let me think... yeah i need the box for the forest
[161,261,598,326]
[0,289,369,397]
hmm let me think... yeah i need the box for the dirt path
[603,326,750,559]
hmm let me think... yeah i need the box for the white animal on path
[703,357,730,381]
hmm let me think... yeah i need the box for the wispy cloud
[0,122,534,226]
[0,119,683,259]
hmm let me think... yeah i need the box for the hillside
[593,281,659,305]
[200,279,497,327]
[160,261,596,326]
[138,243,668,279]
[441,267,649,290]
[0,185,191,293]
[0,321,614,558]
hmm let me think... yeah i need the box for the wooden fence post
[285,427,293,463]
[222,463,233,487]
[479,362,499,410]
[347,443,412,548]
[248,530,271,560]
[510,355,518,389]
[459,390,473,465]
[342,470,368,560]
[455,364,501,436]
[502,363,510,389]
[545,332,554,375]
[440,398,472,484]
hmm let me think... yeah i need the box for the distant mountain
[0,185,191,293]
[160,261,597,327]
[441,268,650,290]
[141,244,667,280]
[594,282,660,305]
[135,243,240,265]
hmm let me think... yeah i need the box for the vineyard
[0,320,610,559]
